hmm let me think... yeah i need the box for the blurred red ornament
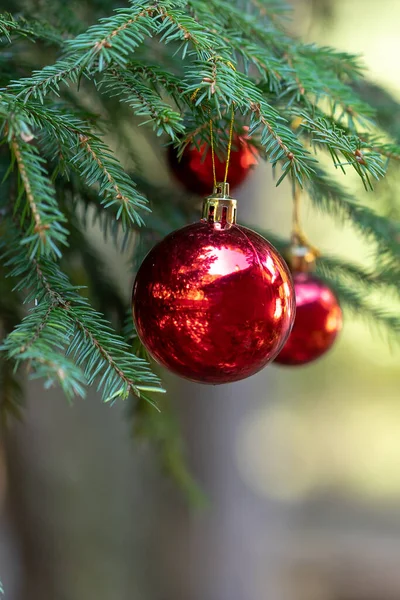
[275,272,342,366]
[168,132,258,195]
[132,184,295,384]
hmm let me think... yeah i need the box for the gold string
[291,184,320,256]
[209,104,235,190]
[209,119,217,189]
[292,184,302,239]
[224,104,235,184]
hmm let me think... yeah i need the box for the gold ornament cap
[202,182,237,228]
[287,239,317,273]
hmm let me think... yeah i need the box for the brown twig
[18,303,55,354]
[249,101,295,162]
[78,134,129,205]
[93,6,157,52]
[10,136,49,241]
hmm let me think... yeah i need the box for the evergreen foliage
[0,0,399,490]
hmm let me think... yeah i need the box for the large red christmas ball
[168,134,258,195]
[132,221,295,384]
[275,273,342,366]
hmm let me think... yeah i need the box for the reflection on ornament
[275,272,342,366]
[168,132,258,195]
[132,184,295,384]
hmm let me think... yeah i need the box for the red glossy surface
[168,134,258,196]
[275,273,342,366]
[132,221,295,384]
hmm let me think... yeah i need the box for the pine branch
[99,68,185,138]
[300,114,386,189]
[298,45,365,80]
[247,0,291,23]
[326,280,400,344]
[1,227,165,403]
[3,0,377,187]
[73,132,149,226]
[132,393,206,506]
[0,355,23,422]
[9,137,68,256]
[0,102,70,258]
[2,303,88,399]
[6,2,200,101]
[0,261,24,422]
[7,60,83,103]
[0,12,65,45]
[125,61,186,104]
[63,216,127,324]
[306,168,400,261]
[184,61,318,183]
[10,98,150,227]
[206,0,365,102]
[62,4,155,71]
[316,254,400,297]
[124,315,205,505]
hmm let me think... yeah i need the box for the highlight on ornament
[167,127,258,196]
[132,182,295,385]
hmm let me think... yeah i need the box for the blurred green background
[0,1,399,599]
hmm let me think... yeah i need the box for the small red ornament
[275,269,342,367]
[132,183,295,384]
[168,131,258,195]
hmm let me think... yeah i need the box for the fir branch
[126,61,185,103]
[6,130,69,258]
[132,393,206,506]
[326,280,400,344]
[369,142,400,162]
[14,99,150,227]
[73,132,149,226]
[7,61,83,103]
[306,168,400,260]
[188,0,285,89]
[154,4,219,53]
[316,254,400,297]
[247,0,291,24]
[205,0,372,122]
[0,13,15,41]
[0,261,24,422]
[298,45,365,80]
[125,316,205,505]
[300,114,386,188]
[0,355,23,422]
[0,12,65,45]
[62,4,156,71]
[6,0,221,104]
[184,61,318,183]
[64,217,127,324]
[100,68,185,138]
[2,229,165,402]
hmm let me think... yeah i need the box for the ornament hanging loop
[289,184,320,272]
[224,104,235,184]
[209,103,236,190]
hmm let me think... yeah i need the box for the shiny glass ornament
[167,132,258,196]
[275,272,342,366]
[132,184,295,384]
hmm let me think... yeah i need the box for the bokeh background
[1,1,400,599]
